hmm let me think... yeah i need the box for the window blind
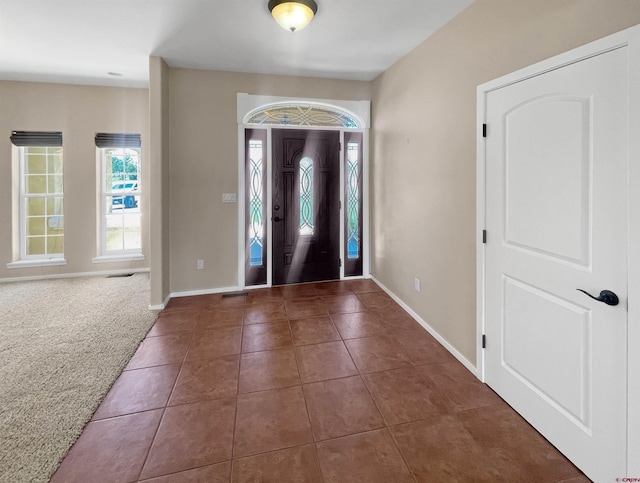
[95,133,141,148]
[10,131,62,147]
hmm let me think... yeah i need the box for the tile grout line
[134,305,203,481]
[386,424,419,483]
[293,323,329,483]
[230,316,245,464]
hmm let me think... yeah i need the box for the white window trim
[92,254,145,264]
[97,147,143,257]
[7,258,67,269]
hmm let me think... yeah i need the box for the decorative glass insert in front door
[299,157,314,236]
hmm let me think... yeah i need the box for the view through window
[100,146,141,254]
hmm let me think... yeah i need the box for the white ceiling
[0,0,474,88]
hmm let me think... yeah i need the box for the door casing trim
[476,24,640,476]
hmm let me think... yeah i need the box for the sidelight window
[248,140,264,266]
[346,142,359,259]
[245,129,267,286]
[344,132,363,277]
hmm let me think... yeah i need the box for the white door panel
[504,96,591,265]
[485,46,628,482]
[502,276,591,428]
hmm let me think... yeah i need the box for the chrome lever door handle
[576,289,619,306]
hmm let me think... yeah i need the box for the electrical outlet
[414,278,421,293]
[197,259,204,270]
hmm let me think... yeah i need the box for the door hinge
[339,258,342,267]
[482,334,486,349]
[339,142,342,151]
[482,124,487,138]
[339,200,342,209]
[482,230,487,243]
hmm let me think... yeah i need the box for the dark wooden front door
[272,129,340,285]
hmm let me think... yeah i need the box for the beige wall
[168,68,371,293]
[149,57,171,306]
[0,81,149,280]
[370,0,640,364]
[4,0,638,361]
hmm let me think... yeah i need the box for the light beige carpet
[0,273,158,483]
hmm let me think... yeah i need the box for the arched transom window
[245,103,360,128]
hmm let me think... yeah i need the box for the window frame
[6,131,67,269]
[19,144,65,262]
[96,144,143,259]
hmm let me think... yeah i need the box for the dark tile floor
[50,279,589,482]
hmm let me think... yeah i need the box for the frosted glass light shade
[269,0,317,32]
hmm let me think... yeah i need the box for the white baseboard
[370,275,478,378]
[154,285,242,311]
[161,276,373,309]
[0,268,150,284]
[149,292,171,311]
[169,285,242,299]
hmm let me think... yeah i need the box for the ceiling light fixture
[268,0,318,32]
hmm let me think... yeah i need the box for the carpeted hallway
[50,279,588,482]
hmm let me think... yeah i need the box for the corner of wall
[148,56,171,307]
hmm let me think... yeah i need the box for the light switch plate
[222,193,237,203]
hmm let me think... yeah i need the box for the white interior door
[484,46,628,482]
